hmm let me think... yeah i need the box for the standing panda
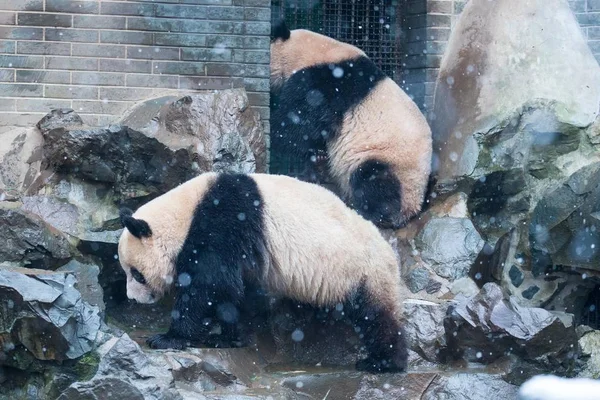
[270,20,432,230]
[117,172,411,373]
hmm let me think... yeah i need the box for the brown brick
[0,69,14,82]
[73,44,126,59]
[17,69,70,84]
[47,0,99,14]
[72,72,125,86]
[73,100,132,115]
[0,83,42,97]
[17,41,71,56]
[46,28,98,43]
[179,76,232,90]
[127,46,180,60]
[99,87,156,101]
[17,98,71,112]
[45,57,98,71]
[99,59,151,73]
[126,74,179,88]
[17,13,72,28]
[0,55,43,69]
[0,27,43,41]
[153,61,205,75]
[45,85,98,99]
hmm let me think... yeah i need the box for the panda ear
[119,208,152,239]
[271,19,290,42]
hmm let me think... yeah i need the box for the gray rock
[403,299,449,362]
[422,373,519,400]
[37,108,84,133]
[122,89,267,173]
[446,283,577,374]
[578,330,600,379]
[0,206,72,269]
[0,126,44,199]
[416,217,485,280]
[57,377,146,400]
[567,162,600,195]
[57,260,104,312]
[0,268,101,367]
[406,267,430,293]
[41,123,199,197]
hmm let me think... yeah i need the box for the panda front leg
[349,285,408,373]
[147,279,247,350]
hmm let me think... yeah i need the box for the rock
[58,377,146,400]
[403,299,449,362]
[416,217,484,280]
[37,108,84,133]
[578,330,600,379]
[57,259,104,312]
[60,332,273,399]
[405,267,431,293]
[445,283,578,375]
[41,123,199,197]
[122,89,267,173]
[450,277,480,297]
[422,373,519,400]
[432,0,600,184]
[0,206,73,269]
[0,268,101,368]
[0,126,44,199]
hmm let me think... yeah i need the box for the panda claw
[146,333,189,350]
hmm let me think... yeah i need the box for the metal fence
[270,0,402,176]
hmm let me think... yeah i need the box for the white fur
[518,375,600,400]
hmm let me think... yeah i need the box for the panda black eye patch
[130,268,147,285]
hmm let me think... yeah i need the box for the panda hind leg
[349,159,404,229]
[349,284,408,373]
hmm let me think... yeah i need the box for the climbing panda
[270,20,432,230]
[117,172,410,373]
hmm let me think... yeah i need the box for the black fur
[349,159,404,229]
[147,174,266,350]
[271,56,386,166]
[119,207,152,238]
[271,19,291,42]
[348,282,408,373]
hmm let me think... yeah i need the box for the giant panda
[117,172,410,373]
[270,20,432,230]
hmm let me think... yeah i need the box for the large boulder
[121,89,267,174]
[0,126,44,200]
[0,205,73,270]
[445,283,578,380]
[428,0,600,309]
[0,268,101,369]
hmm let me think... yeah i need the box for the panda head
[117,207,176,304]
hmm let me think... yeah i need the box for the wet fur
[270,22,432,228]
[118,172,409,373]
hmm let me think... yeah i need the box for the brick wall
[399,0,600,119]
[0,0,271,134]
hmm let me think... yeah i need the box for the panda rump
[270,20,433,229]
[117,172,409,373]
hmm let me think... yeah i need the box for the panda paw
[355,357,406,374]
[146,334,189,350]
